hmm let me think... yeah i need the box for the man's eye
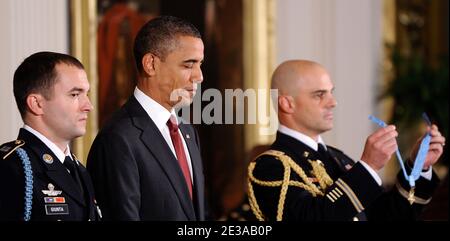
[71,93,80,97]
[185,63,194,68]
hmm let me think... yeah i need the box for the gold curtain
[243,0,276,153]
[70,0,98,165]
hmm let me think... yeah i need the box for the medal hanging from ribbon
[369,113,432,205]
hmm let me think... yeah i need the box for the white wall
[276,0,383,162]
[0,0,68,143]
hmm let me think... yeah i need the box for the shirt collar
[278,124,326,151]
[23,125,70,164]
[134,87,178,130]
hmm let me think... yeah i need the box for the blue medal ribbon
[368,113,431,188]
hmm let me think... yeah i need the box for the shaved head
[271,59,336,139]
[271,60,327,96]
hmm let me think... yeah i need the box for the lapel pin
[42,154,53,164]
[303,151,309,157]
[186,134,190,139]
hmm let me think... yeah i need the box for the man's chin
[73,129,86,138]
[172,97,193,108]
[320,125,333,133]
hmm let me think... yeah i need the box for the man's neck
[24,121,69,154]
[136,81,172,111]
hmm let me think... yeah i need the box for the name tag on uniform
[45,204,69,215]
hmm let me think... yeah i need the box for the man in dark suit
[248,60,446,221]
[87,16,206,220]
[0,52,101,221]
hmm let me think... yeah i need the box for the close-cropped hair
[13,51,85,118]
[133,15,201,73]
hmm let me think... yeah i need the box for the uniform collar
[278,124,326,151]
[23,125,70,164]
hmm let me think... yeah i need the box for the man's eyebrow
[183,59,203,64]
[311,89,327,94]
[311,87,335,94]
[68,87,86,92]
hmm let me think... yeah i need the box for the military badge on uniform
[42,154,53,164]
[0,145,12,152]
[303,151,309,157]
[1,139,25,160]
[345,164,352,170]
[45,204,69,215]
[44,197,66,203]
[42,183,62,196]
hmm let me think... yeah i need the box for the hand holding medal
[369,113,445,205]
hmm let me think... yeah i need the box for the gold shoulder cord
[247,150,333,221]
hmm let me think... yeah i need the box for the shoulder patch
[0,140,25,160]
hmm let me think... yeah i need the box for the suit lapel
[125,97,196,220]
[73,154,95,214]
[179,123,205,220]
[19,129,86,206]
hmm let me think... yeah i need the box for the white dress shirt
[23,125,72,164]
[278,124,383,185]
[278,125,432,185]
[134,87,193,183]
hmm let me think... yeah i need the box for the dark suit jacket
[87,96,205,220]
[251,132,440,221]
[0,129,100,221]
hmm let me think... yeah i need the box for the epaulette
[0,140,25,160]
[253,149,286,161]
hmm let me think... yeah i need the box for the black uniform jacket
[0,129,100,221]
[251,132,440,221]
[87,96,206,221]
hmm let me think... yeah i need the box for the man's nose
[192,65,203,84]
[83,96,94,112]
[328,94,337,108]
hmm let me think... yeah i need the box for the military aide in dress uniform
[247,60,446,221]
[0,52,101,221]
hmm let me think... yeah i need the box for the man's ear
[278,95,295,114]
[26,94,45,116]
[142,53,157,76]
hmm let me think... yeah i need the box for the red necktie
[167,116,193,199]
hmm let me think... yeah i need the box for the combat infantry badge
[42,183,62,196]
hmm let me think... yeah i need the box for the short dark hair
[13,51,85,118]
[133,15,201,73]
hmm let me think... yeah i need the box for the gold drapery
[70,0,98,165]
[243,0,276,153]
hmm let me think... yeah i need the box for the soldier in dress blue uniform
[247,60,446,221]
[0,52,101,221]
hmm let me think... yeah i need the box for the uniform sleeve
[252,157,384,221]
[365,166,440,220]
[0,153,26,220]
[87,131,141,220]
